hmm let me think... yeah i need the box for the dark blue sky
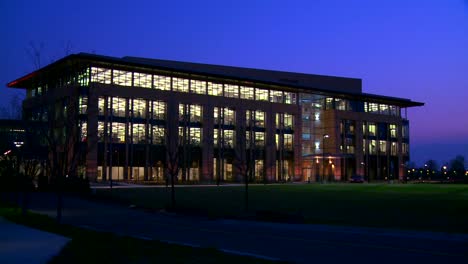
[2,0,467,166]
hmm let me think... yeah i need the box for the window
[80,121,87,142]
[335,99,348,111]
[325,97,334,110]
[151,101,166,120]
[173,77,189,93]
[370,140,377,154]
[154,75,171,90]
[379,141,387,154]
[224,84,239,98]
[111,122,126,143]
[110,97,127,117]
[79,96,88,114]
[179,104,202,122]
[132,124,146,143]
[270,90,283,103]
[240,86,254,100]
[391,142,398,156]
[190,80,206,95]
[151,126,165,144]
[284,134,293,150]
[368,123,376,136]
[367,103,379,114]
[132,99,146,118]
[389,124,397,138]
[256,88,268,101]
[255,132,265,147]
[190,127,201,145]
[284,114,293,129]
[284,92,296,104]
[214,107,235,125]
[379,104,389,115]
[208,82,223,96]
[134,72,152,88]
[98,97,106,116]
[113,70,132,86]
[91,67,111,84]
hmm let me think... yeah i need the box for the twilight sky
[1,0,467,167]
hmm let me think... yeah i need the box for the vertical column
[397,121,404,181]
[355,120,364,177]
[202,104,214,182]
[166,95,179,181]
[86,86,98,182]
[234,106,246,182]
[293,111,302,181]
[265,107,276,182]
[144,100,150,181]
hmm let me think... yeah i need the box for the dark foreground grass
[96,183,468,233]
[0,203,280,264]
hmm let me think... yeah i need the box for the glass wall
[88,66,297,105]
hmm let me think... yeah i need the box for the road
[28,193,468,263]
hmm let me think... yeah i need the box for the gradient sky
[1,0,467,167]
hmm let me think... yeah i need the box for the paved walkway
[0,217,70,264]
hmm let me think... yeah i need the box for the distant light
[14,141,24,148]
[315,113,320,121]
[4,150,12,155]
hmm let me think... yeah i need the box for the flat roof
[7,53,424,107]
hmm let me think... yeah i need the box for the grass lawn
[0,203,280,264]
[96,183,468,233]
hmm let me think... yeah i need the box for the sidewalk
[0,217,70,264]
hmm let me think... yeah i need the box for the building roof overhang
[7,53,424,108]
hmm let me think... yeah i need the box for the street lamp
[322,134,329,183]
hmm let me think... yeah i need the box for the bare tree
[234,123,255,212]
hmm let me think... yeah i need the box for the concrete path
[0,217,70,264]
[28,193,468,264]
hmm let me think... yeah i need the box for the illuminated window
[256,88,268,101]
[379,104,389,115]
[391,142,398,156]
[80,121,87,142]
[190,80,206,95]
[98,121,105,142]
[132,99,146,118]
[208,82,223,96]
[246,110,265,127]
[179,104,202,122]
[78,68,90,86]
[134,72,152,88]
[190,127,201,145]
[370,140,377,154]
[111,122,126,143]
[368,123,376,136]
[270,90,283,103]
[173,78,189,93]
[110,97,127,117]
[98,97,106,116]
[284,114,293,129]
[224,84,239,98]
[240,86,254,100]
[284,92,296,104]
[151,126,165,144]
[379,141,387,154]
[255,132,265,147]
[284,134,293,150]
[151,101,166,120]
[113,70,132,86]
[79,96,88,114]
[132,124,146,143]
[335,99,348,111]
[325,97,334,109]
[91,67,111,84]
[154,75,171,90]
[214,107,235,125]
[368,103,379,113]
[389,124,397,138]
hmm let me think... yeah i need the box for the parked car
[349,175,364,183]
